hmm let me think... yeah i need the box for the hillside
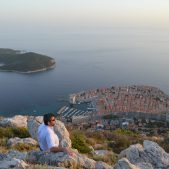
[0,115,169,169]
[0,48,55,73]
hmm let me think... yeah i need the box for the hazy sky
[0,0,169,28]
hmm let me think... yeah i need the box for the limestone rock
[118,140,169,169]
[119,143,146,164]
[7,150,27,161]
[27,116,42,140]
[0,115,27,128]
[93,150,109,156]
[26,150,113,169]
[114,158,140,169]
[0,158,28,169]
[114,158,154,169]
[0,153,7,160]
[95,161,113,169]
[7,137,38,147]
[53,120,71,148]
[27,116,71,148]
[0,151,28,169]
[143,140,169,168]
[137,162,154,169]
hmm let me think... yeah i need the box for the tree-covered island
[0,48,56,73]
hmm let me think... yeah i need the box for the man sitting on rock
[38,113,73,155]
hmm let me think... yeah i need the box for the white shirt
[37,123,59,151]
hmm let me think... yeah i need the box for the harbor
[57,100,97,121]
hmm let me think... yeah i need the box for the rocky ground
[0,115,169,169]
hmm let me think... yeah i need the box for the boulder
[118,140,169,169]
[7,150,27,161]
[7,137,38,147]
[2,138,169,169]
[0,153,7,160]
[0,158,28,169]
[0,151,28,169]
[53,119,71,148]
[26,150,113,169]
[93,150,109,156]
[27,116,71,148]
[114,158,154,169]
[0,115,27,128]
[114,158,140,169]
[95,161,114,169]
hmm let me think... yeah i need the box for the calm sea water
[0,27,169,116]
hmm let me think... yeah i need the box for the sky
[0,0,169,28]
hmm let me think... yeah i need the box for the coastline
[0,62,56,74]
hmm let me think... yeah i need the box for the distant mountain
[0,48,56,73]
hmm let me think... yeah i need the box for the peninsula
[0,48,56,73]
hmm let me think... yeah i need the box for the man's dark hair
[43,113,55,125]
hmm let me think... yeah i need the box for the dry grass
[28,164,56,169]
[0,138,8,153]
[12,143,39,152]
[89,152,117,166]
[0,146,8,153]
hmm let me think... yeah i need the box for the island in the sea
[0,48,56,73]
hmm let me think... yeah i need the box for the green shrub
[114,128,139,137]
[71,131,91,154]
[69,129,143,155]
[85,131,105,143]
[0,127,30,138]
[158,137,169,153]
[108,135,131,153]
[12,127,30,138]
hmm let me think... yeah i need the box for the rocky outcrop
[7,137,38,147]
[0,151,28,169]
[27,116,71,148]
[26,150,113,169]
[1,115,169,169]
[93,150,109,156]
[115,140,169,169]
[0,150,112,169]
[114,158,140,169]
[0,115,27,128]
[1,139,169,169]
[0,158,28,169]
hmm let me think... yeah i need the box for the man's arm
[50,146,74,155]
[50,146,65,153]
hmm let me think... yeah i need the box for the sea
[0,26,169,117]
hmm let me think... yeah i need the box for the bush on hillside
[108,135,131,154]
[158,137,169,153]
[114,128,139,137]
[71,131,92,154]
[0,127,30,138]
